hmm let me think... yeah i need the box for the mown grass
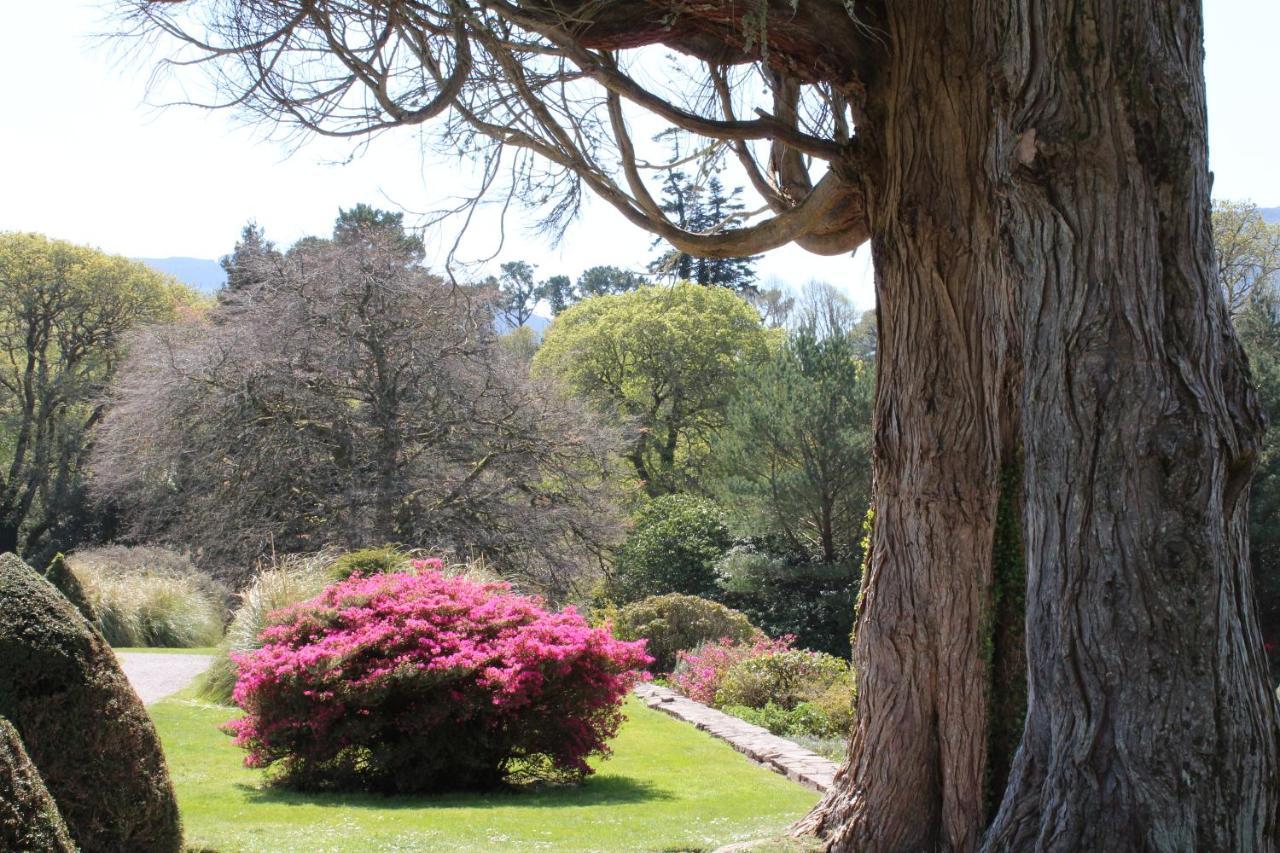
[150,692,819,852]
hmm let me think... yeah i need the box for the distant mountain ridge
[1261,207,1280,225]
[135,257,226,293]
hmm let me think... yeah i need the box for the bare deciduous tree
[91,230,623,596]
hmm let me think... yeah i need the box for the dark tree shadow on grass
[232,774,674,810]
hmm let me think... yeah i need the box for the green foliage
[613,593,757,673]
[0,553,181,852]
[327,545,412,581]
[716,544,858,658]
[720,699,848,740]
[219,221,280,294]
[710,310,873,562]
[199,551,335,705]
[497,260,540,328]
[69,546,227,648]
[576,265,646,299]
[534,283,773,494]
[42,553,98,625]
[0,716,74,852]
[714,649,850,711]
[613,495,733,601]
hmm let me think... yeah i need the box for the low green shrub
[715,649,849,710]
[0,553,181,852]
[715,543,858,657]
[612,495,732,602]
[613,593,757,673]
[327,546,412,581]
[69,546,227,648]
[198,551,336,704]
[0,716,74,852]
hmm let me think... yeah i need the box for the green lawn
[115,647,221,656]
[150,692,820,852]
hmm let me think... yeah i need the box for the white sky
[1,1,1276,311]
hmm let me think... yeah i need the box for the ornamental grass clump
[227,564,651,793]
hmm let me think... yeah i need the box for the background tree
[649,174,761,292]
[748,286,796,328]
[121,1,1280,847]
[611,494,731,602]
[535,274,574,315]
[332,203,425,261]
[533,283,772,496]
[577,266,647,299]
[219,222,280,295]
[0,232,195,560]
[1212,199,1280,318]
[92,226,622,595]
[711,310,873,563]
[496,260,539,328]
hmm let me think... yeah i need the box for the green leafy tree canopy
[533,283,773,495]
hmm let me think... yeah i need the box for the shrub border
[633,683,837,792]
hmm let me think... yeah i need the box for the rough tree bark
[796,5,1022,849]
[803,0,1280,849]
[984,1,1280,848]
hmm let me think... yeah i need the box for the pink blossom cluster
[226,564,651,791]
[669,633,793,705]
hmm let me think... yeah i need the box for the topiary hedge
[613,593,757,673]
[43,553,99,626]
[0,716,74,852]
[0,552,182,852]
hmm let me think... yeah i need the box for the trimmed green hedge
[0,716,74,852]
[0,553,182,852]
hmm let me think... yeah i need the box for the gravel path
[117,652,215,705]
[634,682,839,792]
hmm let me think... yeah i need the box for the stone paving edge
[633,682,838,792]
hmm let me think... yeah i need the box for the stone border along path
[633,682,838,792]
[117,652,216,705]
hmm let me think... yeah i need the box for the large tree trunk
[803,1,1278,850]
[797,5,1021,849]
[983,1,1280,848]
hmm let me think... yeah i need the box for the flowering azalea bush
[226,564,651,793]
[669,634,793,705]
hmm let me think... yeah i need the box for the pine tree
[648,174,760,293]
[219,222,280,294]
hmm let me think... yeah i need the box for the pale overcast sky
[1,1,1276,311]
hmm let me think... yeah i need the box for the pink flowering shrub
[669,634,793,705]
[226,564,651,793]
